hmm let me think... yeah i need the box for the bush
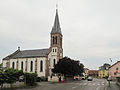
[24,72,37,86]
[40,76,48,81]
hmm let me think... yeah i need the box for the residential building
[84,68,89,78]
[88,70,98,77]
[98,63,110,78]
[109,61,120,78]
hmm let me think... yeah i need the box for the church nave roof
[3,48,49,60]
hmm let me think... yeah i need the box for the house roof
[84,68,89,70]
[3,48,49,60]
[109,61,120,69]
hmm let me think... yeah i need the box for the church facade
[2,9,63,77]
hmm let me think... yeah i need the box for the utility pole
[109,58,112,66]
[108,58,112,87]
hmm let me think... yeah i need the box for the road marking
[72,86,77,89]
[97,83,100,85]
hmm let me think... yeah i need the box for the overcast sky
[0,0,120,70]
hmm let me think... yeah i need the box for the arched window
[53,36,55,44]
[30,61,33,72]
[40,61,43,72]
[55,49,57,52]
[53,59,56,67]
[12,62,15,69]
[21,62,23,70]
[55,36,57,44]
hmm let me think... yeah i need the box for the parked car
[87,77,93,81]
[74,76,79,80]
[19,76,24,82]
[81,76,85,80]
[74,76,82,80]
[36,77,41,82]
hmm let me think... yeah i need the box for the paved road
[9,78,109,90]
[107,81,120,90]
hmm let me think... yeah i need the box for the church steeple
[51,9,62,34]
[50,8,63,49]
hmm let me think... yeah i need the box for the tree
[52,57,84,77]
[0,70,6,89]
[4,68,23,87]
[0,68,23,89]
[0,63,2,69]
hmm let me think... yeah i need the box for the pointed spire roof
[51,9,62,34]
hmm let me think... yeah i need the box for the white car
[107,77,112,81]
[87,77,93,81]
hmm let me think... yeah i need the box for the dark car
[36,77,41,82]
[87,77,93,81]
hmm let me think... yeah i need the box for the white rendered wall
[48,47,58,68]
[48,47,58,75]
[2,57,47,77]
[2,60,8,68]
[10,59,17,69]
[18,58,26,72]
[37,57,46,77]
[27,58,36,73]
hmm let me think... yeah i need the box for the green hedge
[24,72,37,86]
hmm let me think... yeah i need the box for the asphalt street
[107,81,120,90]
[8,78,111,90]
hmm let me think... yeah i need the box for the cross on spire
[56,4,58,9]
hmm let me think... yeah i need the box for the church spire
[51,8,62,34]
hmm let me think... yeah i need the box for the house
[84,68,89,78]
[98,63,110,78]
[88,70,98,77]
[2,8,63,78]
[109,61,120,78]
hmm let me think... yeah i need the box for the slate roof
[51,9,62,34]
[3,48,49,60]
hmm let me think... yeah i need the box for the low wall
[116,77,120,86]
[48,76,64,82]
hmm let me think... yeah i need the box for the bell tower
[50,8,63,59]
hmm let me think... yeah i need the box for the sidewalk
[1,82,24,89]
[107,81,120,90]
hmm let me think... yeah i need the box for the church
[2,8,63,78]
